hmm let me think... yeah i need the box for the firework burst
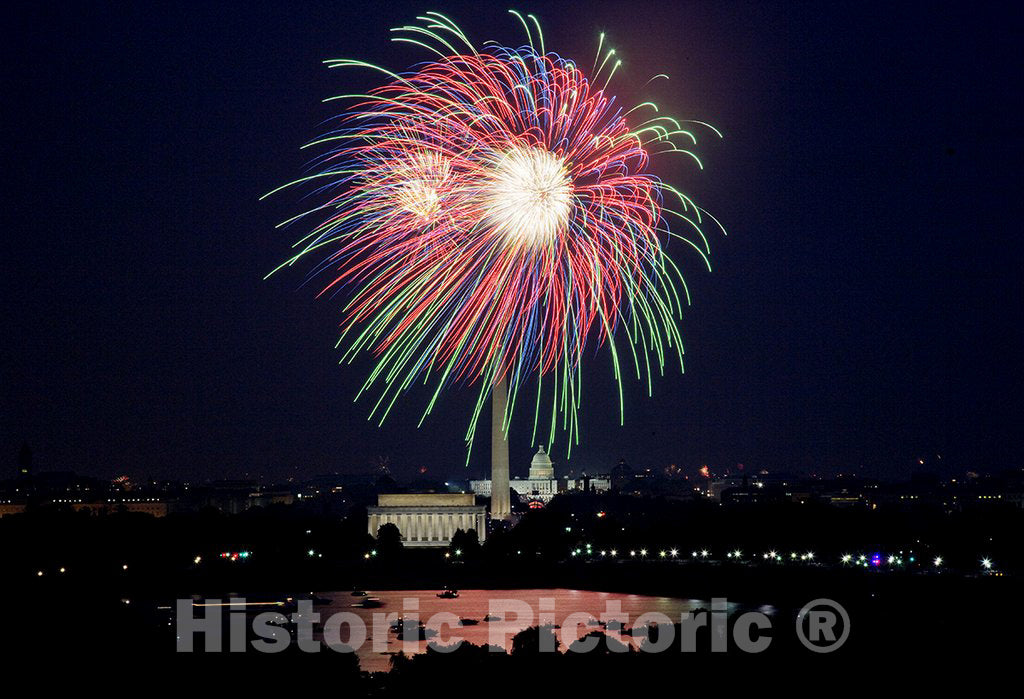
[265,11,724,457]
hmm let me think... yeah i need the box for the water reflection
[317,589,736,672]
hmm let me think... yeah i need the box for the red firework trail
[265,11,723,455]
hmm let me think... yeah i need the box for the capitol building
[367,447,611,546]
[471,445,610,505]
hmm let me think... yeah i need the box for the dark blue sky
[2,1,1021,482]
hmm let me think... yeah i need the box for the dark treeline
[3,493,1020,693]
[5,490,1020,593]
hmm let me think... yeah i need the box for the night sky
[3,2,1022,483]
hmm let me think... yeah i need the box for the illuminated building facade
[367,493,486,548]
[471,445,610,506]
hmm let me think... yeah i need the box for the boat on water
[389,616,424,632]
[436,588,459,599]
[459,617,480,626]
[397,625,432,641]
[289,593,332,605]
[351,590,368,597]
[355,596,384,608]
[483,613,502,622]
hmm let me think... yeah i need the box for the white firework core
[394,152,450,221]
[396,180,440,220]
[482,146,573,246]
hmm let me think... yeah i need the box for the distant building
[514,445,559,502]
[367,493,486,548]
[249,490,295,509]
[565,473,612,495]
[707,477,747,500]
[471,445,609,507]
[69,498,168,517]
[828,494,867,508]
[180,480,295,514]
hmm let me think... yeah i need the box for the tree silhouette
[376,522,403,556]
[510,625,560,656]
[449,527,481,558]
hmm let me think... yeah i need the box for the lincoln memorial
[367,493,487,547]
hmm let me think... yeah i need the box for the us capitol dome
[470,445,609,509]
[528,444,555,480]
